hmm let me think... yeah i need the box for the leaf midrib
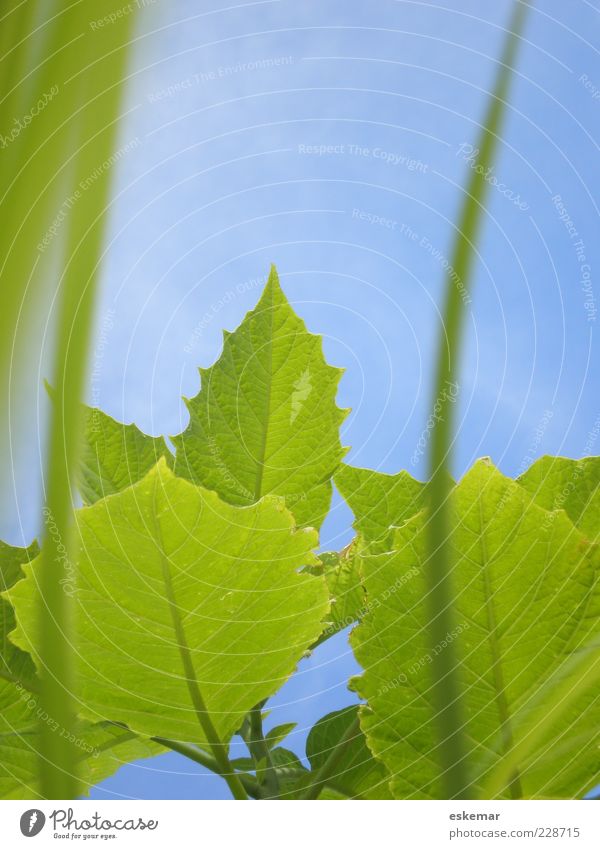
[478,497,522,799]
[253,291,275,501]
[149,483,218,744]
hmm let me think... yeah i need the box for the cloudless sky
[5,0,600,799]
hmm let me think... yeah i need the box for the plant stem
[248,703,279,798]
[425,0,529,799]
[154,737,262,799]
[301,714,360,800]
[152,489,247,801]
[160,577,248,800]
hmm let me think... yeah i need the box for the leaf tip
[465,456,500,478]
[259,263,289,308]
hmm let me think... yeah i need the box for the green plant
[0,1,143,799]
[1,266,599,800]
[4,0,596,802]
[424,0,530,799]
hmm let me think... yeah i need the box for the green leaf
[318,787,350,800]
[77,404,173,506]
[518,456,600,542]
[0,542,160,799]
[504,457,600,798]
[0,540,41,798]
[230,757,255,771]
[0,711,162,801]
[46,382,172,504]
[7,459,329,746]
[270,747,309,798]
[309,548,366,643]
[517,455,600,648]
[265,722,297,750]
[481,632,600,800]
[270,746,305,770]
[0,540,39,692]
[335,464,425,548]
[173,266,348,528]
[77,723,163,797]
[232,748,308,798]
[351,460,599,799]
[306,706,392,799]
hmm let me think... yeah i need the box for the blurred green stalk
[426,1,529,799]
[0,2,141,798]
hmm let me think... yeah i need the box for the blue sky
[6,0,600,798]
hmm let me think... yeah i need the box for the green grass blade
[425,1,530,799]
[0,2,142,799]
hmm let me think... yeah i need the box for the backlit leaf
[518,455,600,542]
[335,464,425,548]
[351,461,599,799]
[309,548,365,643]
[7,460,329,745]
[306,705,392,799]
[0,542,160,799]
[77,405,173,506]
[173,266,347,528]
